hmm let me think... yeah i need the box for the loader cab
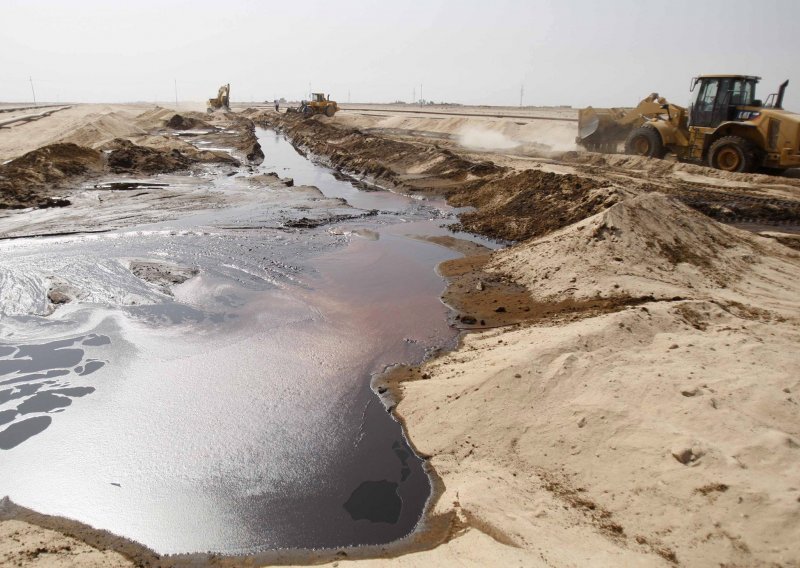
[688,75,760,128]
[311,93,326,103]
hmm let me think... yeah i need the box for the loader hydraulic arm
[616,93,670,125]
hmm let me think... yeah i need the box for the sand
[0,519,133,567]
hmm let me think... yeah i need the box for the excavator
[207,84,231,113]
[577,75,800,173]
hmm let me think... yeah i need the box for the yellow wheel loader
[207,84,231,113]
[577,75,800,173]
[298,93,339,118]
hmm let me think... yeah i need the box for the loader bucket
[579,112,601,140]
[576,107,631,151]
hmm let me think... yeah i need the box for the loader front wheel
[325,105,336,117]
[625,126,666,159]
[708,136,757,173]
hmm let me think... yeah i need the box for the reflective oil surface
[0,129,484,553]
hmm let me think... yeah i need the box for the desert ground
[1,102,799,567]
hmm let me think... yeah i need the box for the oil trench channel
[0,128,490,555]
[226,128,471,551]
[244,128,477,549]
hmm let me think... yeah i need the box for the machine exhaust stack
[776,80,789,109]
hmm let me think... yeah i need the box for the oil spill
[344,480,402,524]
[0,334,109,449]
[0,129,471,554]
[92,182,169,191]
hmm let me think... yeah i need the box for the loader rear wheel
[325,105,335,117]
[708,136,757,173]
[625,126,666,159]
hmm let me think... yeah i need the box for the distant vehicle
[577,75,800,173]
[298,93,339,118]
[207,84,231,113]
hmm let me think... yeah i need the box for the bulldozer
[207,84,231,113]
[298,93,339,118]
[577,75,800,173]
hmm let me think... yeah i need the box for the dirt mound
[55,113,149,149]
[165,114,213,130]
[451,169,617,241]
[133,135,240,166]
[492,192,800,309]
[104,138,192,174]
[193,114,263,165]
[129,260,198,295]
[132,106,178,128]
[233,116,265,164]
[669,184,800,226]
[564,151,800,226]
[0,143,103,209]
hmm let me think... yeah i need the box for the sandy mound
[492,193,800,311]
[132,135,241,166]
[566,151,800,188]
[127,260,199,297]
[103,138,192,174]
[393,296,800,566]
[0,143,103,209]
[131,106,180,131]
[1,143,103,182]
[56,112,149,149]
[451,169,618,241]
[165,113,213,130]
[380,193,800,566]
[101,137,240,173]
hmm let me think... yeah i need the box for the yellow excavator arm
[207,83,231,113]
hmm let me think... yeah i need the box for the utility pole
[413,87,416,104]
[174,79,178,109]
[520,84,524,107]
[348,90,351,103]
[420,83,423,103]
[29,76,37,106]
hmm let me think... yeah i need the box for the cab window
[696,79,719,110]
[730,79,755,106]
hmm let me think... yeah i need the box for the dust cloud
[523,121,578,152]
[457,126,519,151]
[457,121,578,154]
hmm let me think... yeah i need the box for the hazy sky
[3,0,799,109]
